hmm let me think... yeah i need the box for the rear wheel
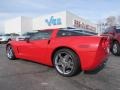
[6,45,16,60]
[111,41,120,56]
[53,48,81,77]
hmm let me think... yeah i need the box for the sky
[0,0,120,33]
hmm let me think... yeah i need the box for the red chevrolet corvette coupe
[6,29,110,76]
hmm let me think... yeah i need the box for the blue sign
[45,16,62,26]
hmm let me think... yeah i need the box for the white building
[5,16,32,35]
[33,11,97,32]
[5,11,97,35]
[0,22,4,34]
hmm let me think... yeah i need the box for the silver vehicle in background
[16,32,37,41]
[0,33,19,44]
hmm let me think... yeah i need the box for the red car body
[7,29,109,71]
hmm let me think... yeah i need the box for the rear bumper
[84,55,109,71]
[79,48,109,71]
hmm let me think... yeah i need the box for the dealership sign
[45,16,62,26]
[73,20,96,31]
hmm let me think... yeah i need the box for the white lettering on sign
[73,20,96,31]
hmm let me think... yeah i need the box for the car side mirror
[25,37,30,43]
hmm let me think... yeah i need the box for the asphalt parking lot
[0,44,120,90]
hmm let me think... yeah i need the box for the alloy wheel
[54,52,74,75]
[7,46,13,59]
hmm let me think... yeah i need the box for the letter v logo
[45,16,54,26]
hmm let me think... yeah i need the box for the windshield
[1,34,19,36]
[4,34,11,36]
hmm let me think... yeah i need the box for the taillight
[101,37,110,54]
[101,37,110,48]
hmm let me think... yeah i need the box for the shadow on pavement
[84,63,106,75]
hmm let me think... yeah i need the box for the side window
[57,30,83,37]
[116,29,120,33]
[57,30,71,37]
[30,30,52,40]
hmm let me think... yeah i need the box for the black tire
[53,48,81,77]
[111,41,120,56]
[6,45,16,60]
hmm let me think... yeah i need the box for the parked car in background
[102,26,120,56]
[0,33,19,44]
[6,29,109,77]
[16,32,37,41]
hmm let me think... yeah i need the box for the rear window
[103,28,113,34]
[3,34,19,36]
[103,26,120,33]
[4,34,11,36]
[75,30,97,35]
[57,30,91,37]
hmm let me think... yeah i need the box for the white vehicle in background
[0,33,19,44]
[16,34,29,41]
[16,32,37,41]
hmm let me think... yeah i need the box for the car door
[17,30,53,64]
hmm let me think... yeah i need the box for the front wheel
[111,41,120,56]
[6,45,16,60]
[53,49,81,77]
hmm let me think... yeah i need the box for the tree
[106,16,116,26]
[117,16,120,25]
